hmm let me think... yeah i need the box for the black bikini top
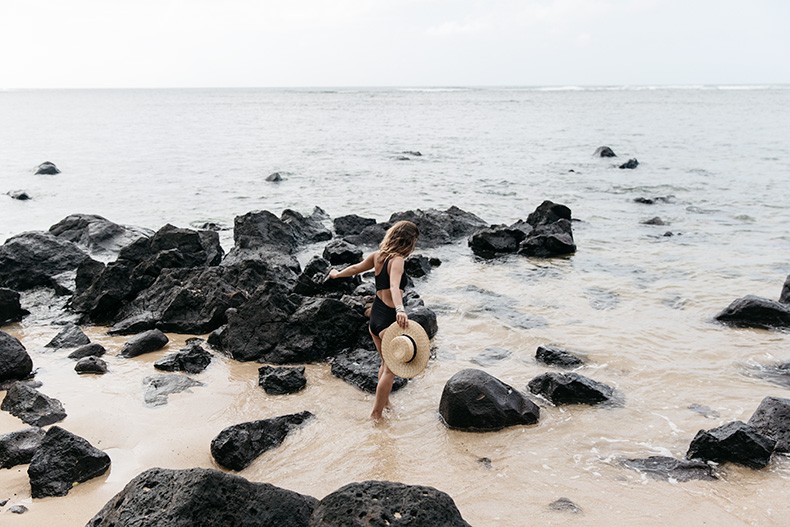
[375,256,408,291]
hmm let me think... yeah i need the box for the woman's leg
[371,328,395,420]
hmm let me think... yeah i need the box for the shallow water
[1,87,790,525]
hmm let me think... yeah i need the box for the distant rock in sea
[594,146,616,157]
[34,161,60,175]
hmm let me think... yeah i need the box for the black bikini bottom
[369,296,396,336]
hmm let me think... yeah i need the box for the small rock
[9,505,28,514]
[663,231,674,237]
[7,190,31,200]
[0,288,29,324]
[331,348,408,394]
[642,217,668,226]
[470,347,512,367]
[75,357,108,375]
[535,345,584,368]
[266,172,284,182]
[0,427,46,468]
[1,383,66,426]
[747,396,790,453]
[210,411,314,471]
[688,403,720,419]
[142,374,204,407]
[594,146,616,158]
[429,257,442,267]
[548,497,582,513]
[477,457,492,469]
[44,323,90,349]
[154,342,212,374]
[715,295,790,329]
[0,499,7,506]
[402,150,422,156]
[68,343,106,360]
[0,331,33,383]
[622,456,717,482]
[619,158,639,169]
[686,421,775,469]
[34,161,60,175]
[405,254,432,277]
[322,239,363,265]
[120,329,169,358]
[528,372,613,405]
[258,365,307,395]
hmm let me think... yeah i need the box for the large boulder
[27,426,111,498]
[526,200,572,227]
[527,372,614,405]
[0,288,29,324]
[293,256,360,296]
[258,366,307,395]
[44,323,90,349]
[233,210,299,253]
[48,214,153,262]
[322,239,363,265]
[0,231,94,294]
[519,219,576,257]
[87,467,318,527]
[0,331,33,382]
[154,341,212,374]
[0,427,46,468]
[715,295,790,329]
[407,305,439,339]
[389,206,487,248]
[34,161,60,175]
[211,412,314,471]
[120,329,169,358]
[331,348,408,394]
[747,396,790,453]
[282,208,332,244]
[343,223,390,247]
[1,383,66,426]
[686,421,776,469]
[468,226,527,258]
[309,480,471,527]
[439,369,540,431]
[404,254,432,278]
[334,214,376,236]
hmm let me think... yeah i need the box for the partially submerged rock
[143,374,204,407]
[439,369,540,431]
[322,239,363,265]
[1,383,66,426]
[7,190,31,200]
[258,366,307,395]
[120,329,169,358]
[622,456,717,482]
[154,341,212,374]
[331,348,408,394]
[0,331,33,383]
[468,226,526,258]
[310,480,471,527]
[389,206,487,248]
[34,161,60,175]
[470,347,512,367]
[86,467,318,527]
[528,372,614,405]
[75,356,108,375]
[0,427,46,468]
[48,214,153,262]
[519,219,576,257]
[715,295,790,329]
[44,323,91,349]
[210,411,314,471]
[686,421,775,469]
[0,288,29,324]
[28,426,110,498]
[642,216,668,226]
[67,342,106,360]
[594,146,616,158]
[781,275,790,304]
[619,158,639,169]
[747,396,790,453]
[548,497,583,513]
[535,345,584,368]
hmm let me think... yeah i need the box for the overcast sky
[1,0,787,88]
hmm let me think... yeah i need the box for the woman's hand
[327,269,339,280]
[396,311,409,329]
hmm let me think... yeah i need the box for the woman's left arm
[328,252,375,279]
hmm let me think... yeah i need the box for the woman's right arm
[328,251,376,279]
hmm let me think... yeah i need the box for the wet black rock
[28,426,111,498]
[266,171,284,182]
[0,427,46,468]
[234,210,299,253]
[293,256,360,296]
[0,331,33,383]
[75,357,108,374]
[439,369,540,431]
[619,158,639,169]
[535,345,584,368]
[87,467,318,527]
[404,254,432,278]
[6,190,31,200]
[714,295,790,329]
[68,343,106,360]
[0,288,29,324]
[389,206,487,248]
[143,374,204,407]
[154,342,212,374]
[622,456,717,482]
[429,257,442,267]
[780,274,790,304]
[745,360,790,389]
[468,226,527,258]
[44,323,90,349]
[406,304,439,339]
[310,480,471,527]
[594,146,616,158]
[470,347,512,367]
[686,421,775,469]
[334,214,377,237]
[322,239,363,265]
[49,214,153,262]
[331,348,408,394]
[519,219,576,257]
[258,366,307,395]
[747,396,790,453]
[282,207,332,244]
[634,196,673,205]
[528,372,613,405]
[0,231,93,294]
[120,329,169,358]
[343,222,391,247]
[211,411,314,471]
[642,217,668,226]
[548,497,583,513]
[402,150,422,156]
[1,383,66,426]
[526,201,572,227]
[34,161,60,175]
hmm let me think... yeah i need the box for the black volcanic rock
[407,304,439,339]
[594,146,616,158]
[86,467,318,527]
[44,323,90,349]
[0,288,29,324]
[747,396,790,453]
[7,190,32,200]
[519,219,576,257]
[686,421,775,469]
[49,214,153,262]
[34,161,60,175]
[28,426,111,498]
[535,345,584,368]
[389,206,487,248]
[310,480,471,527]
[281,207,332,244]
[622,456,717,482]
[1,383,66,426]
[781,275,790,304]
[619,158,639,169]
[468,226,527,258]
[0,331,33,383]
[75,356,108,374]
[266,171,284,182]
[331,348,408,394]
[322,239,363,265]
[68,343,106,360]
[642,216,668,226]
[715,295,790,329]
[0,427,46,468]
[154,342,212,374]
[439,369,539,431]
[210,412,314,471]
[258,366,307,395]
[526,201,572,227]
[334,214,376,236]
[120,329,169,358]
[343,222,390,247]
[405,254,432,277]
[528,372,613,405]
[293,256,360,296]
[142,374,204,407]
[233,210,299,253]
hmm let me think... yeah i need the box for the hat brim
[381,321,431,378]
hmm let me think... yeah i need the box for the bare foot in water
[370,410,384,421]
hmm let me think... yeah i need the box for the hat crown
[391,335,416,363]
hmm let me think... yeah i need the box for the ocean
[1,86,789,525]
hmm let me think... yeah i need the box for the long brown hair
[379,220,419,259]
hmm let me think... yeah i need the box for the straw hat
[381,321,431,378]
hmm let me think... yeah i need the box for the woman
[327,220,419,420]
